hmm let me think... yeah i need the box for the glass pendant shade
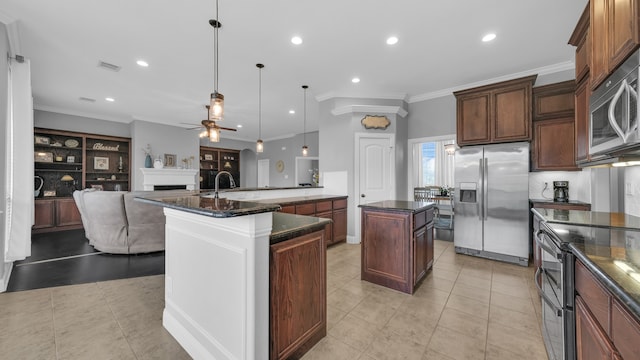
[256,139,264,153]
[209,92,224,121]
[209,127,220,142]
[302,145,309,156]
[444,143,457,155]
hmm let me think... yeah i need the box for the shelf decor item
[34,136,50,145]
[67,155,75,163]
[94,157,109,170]
[64,139,79,148]
[164,154,177,168]
[35,151,53,163]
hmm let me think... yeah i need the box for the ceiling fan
[182,105,236,142]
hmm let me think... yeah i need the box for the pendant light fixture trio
[256,63,264,153]
[301,85,309,156]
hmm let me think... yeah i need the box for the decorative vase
[154,157,164,169]
[145,154,152,168]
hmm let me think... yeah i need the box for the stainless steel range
[533,217,575,360]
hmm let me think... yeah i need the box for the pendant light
[256,63,264,153]
[301,85,309,156]
[208,0,224,121]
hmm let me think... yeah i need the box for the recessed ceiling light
[105,97,115,102]
[386,36,398,45]
[482,33,496,42]
[291,36,303,45]
[236,124,242,128]
[289,110,295,114]
[352,77,360,83]
[136,60,149,67]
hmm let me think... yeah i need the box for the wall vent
[79,97,96,102]
[97,60,121,72]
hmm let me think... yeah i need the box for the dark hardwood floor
[6,229,164,292]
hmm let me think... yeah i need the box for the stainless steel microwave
[590,49,640,156]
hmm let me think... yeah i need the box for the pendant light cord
[303,85,307,145]
[258,66,262,138]
[214,0,219,92]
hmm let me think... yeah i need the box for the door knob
[361,194,365,198]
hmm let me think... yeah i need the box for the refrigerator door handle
[483,158,488,220]
[478,158,483,221]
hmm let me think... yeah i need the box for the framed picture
[204,154,213,161]
[34,136,50,145]
[34,152,54,163]
[164,153,177,168]
[94,157,109,170]
[90,184,104,191]
[43,190,56,197]
[67,155,75,163]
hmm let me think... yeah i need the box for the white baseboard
[0,262,14,293]
[347,235,359,244]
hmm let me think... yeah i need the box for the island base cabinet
[576,295,620,360]
[270,229,326,360]
[361,207,433,294]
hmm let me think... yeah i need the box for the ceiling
[1,0,587,142]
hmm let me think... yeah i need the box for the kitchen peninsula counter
[136,192,331,359]
[359,201,435,294]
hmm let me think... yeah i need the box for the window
[413,137,455,188]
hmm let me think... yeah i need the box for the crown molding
[316,91,409,103]
[408,61,576,103]
[35,104,133,124]
[331,105,408,118]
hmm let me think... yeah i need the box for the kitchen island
[533,208,640,360]
[359,200,434,294]
[137,193,331,360]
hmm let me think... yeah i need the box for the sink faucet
[214,171,236,198]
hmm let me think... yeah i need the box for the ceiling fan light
[302,145,309,156]
[209,127,220,142]
[209,92,224,121]
[256,139,264,153]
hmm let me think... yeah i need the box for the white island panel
[162,208,271,360]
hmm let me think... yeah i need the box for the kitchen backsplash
[529,170,591,203]
[625,166,640,217]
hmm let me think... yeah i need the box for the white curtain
[434,139,455,188]
[4,58,33,261]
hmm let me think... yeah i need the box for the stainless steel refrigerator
[454,142,530,266]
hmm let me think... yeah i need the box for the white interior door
[354,133,395,243]
[257,159,269,188]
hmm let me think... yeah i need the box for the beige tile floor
[0,240,548,360]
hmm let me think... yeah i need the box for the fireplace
[139,168,198,191]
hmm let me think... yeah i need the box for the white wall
[528,170,591,202]
[258,132,319,188]
[625,167,640,217]
[0,24,10,286]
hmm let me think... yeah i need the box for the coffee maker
[553,181,569,202]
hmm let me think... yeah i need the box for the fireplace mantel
[140,168,198,191]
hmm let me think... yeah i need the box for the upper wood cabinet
[570,4,591,84]
[531,81,580,171]
[570,3,592,164]
[454,75,537,146]
[590,0,640,89]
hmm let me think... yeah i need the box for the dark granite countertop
[529,198,591,206]
[201,186,323,192]
[532,208,640,230]
[136,193,281,218]
[358,200,434,213]
[253,194,347,205]
[270,212,331,244]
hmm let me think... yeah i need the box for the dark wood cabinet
[575,78,591,163]
[270,229,326,360]
[199,146,240,189]
[576,295,619,360]
[361,206,433,294]
[574,259,640,360]
[34,128,131,233]
[590,0,640,89]
[33,198,82,233]
[275,196,348,246]
[531,202,591,211]
[531,81,579,171]
[454,75,536,146]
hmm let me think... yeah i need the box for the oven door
[590,68,639,155]
[534,228,565,360]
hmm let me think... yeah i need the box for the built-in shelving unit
[199,146,240,189]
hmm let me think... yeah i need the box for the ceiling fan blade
[218,126,237,132]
